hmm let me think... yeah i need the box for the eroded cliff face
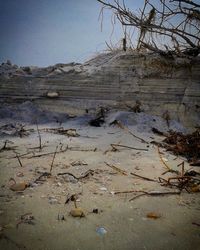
[0,51,199,129]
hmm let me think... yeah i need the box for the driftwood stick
[16,154,23,167]
[129,190,181,201]
[192,222,200,227]
[8,151,33,159]
[11,146,96,160]
[0,140,16,152]
[114,190,180,195]
[69,147,97,152]
[50,145,58,173]
[36,121,42,150]
[112,120,149,144]
[26,147,69,158]
[129,193,147,201]
[58,172,78,179]
[34,172,51,183]
[130,172,158,182]
[57,169,94,180]
[114,190,141,194]
[105,162,127,175]
[158,146,172,171]
[111,143,148,151]
[0,140,8,151]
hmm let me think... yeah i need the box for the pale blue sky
[0,0,141,66]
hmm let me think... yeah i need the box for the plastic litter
[96,227,107,236]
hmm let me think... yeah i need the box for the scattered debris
[162,130,200,165]
[146,212,161,219]
[70,160,88,166]
[66,192,84,219]
[36,121,42,150]
[16,172,24,177]
[158,162,200,192]
[0,123,31,137]
[96,227,107,236]
[152,127,166,136]
[113,189,181,201]
[192,222,200,227]
[48,196,59,205]
[42,128,80,137]
[190,185,200,192]
[58,169,94,181]
[0,140,16,152]
[105,162,127,176]
[126,101,142,113]
[33,171,51,184]
[131,172,158,182]
[110,143,148,152]
[162,110,170,128]
[89,117,104,127]
[57,214,65,221]
[89,107,107,127]
[16,154,23,167]
[16,213,35,228]
[157,147,174,173]
[109,119,148,143]
[92,208,99,214]
[50,145,58,173]
[65,193,81,204]
[25,147,68,159]
[46,92,59,98]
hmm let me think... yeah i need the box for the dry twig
[57,169,94,180]
[16,154,23,168]
[111,143,148,151]
[130,172,158,182]
[105,162,127,175]
[111,120,148,143]
[50,145,58,173]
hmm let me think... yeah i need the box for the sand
[0,110,200,250]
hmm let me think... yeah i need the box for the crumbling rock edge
[0,51,199,130]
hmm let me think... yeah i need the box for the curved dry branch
[97,0,200,55]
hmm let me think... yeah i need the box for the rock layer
[0,51,199,128]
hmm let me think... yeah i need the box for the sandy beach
[0,108,199,250]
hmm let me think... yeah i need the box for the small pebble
[48,197,59,205]
[70,208,85,217]
[92,208,99,214]
[16,172,24,177]
[10,182,27,191]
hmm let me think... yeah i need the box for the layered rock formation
[0,51,199,128]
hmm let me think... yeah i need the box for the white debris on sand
[106,111,187,134]
[0,102,187,134]
[0,101,69,124]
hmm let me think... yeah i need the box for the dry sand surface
[0,110,200,250]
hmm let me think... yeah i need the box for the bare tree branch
[97,0,200,56]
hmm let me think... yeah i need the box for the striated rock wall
[0,51,199,128]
